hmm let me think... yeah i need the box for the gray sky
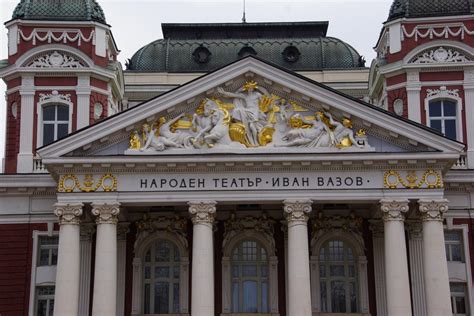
[0,0,393,169]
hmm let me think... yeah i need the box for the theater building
[0,1,473,316]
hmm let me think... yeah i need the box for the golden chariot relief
[126,81,370,153]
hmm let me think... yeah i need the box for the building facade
[0,1,473,316]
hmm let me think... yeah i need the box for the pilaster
[463,68,474,168]
[79,224,94,316]
[406,70,421,123]
[407,221,427,316]
[116,223,129,316]
[370,221,387,316]
[76,75,91,129]
[17,75,35,173]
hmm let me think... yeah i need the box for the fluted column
[188,201,216,316]
[91,202,121,316]
[370,221,387,316]
[419,199,451,316]
[53,202,83,316]
[283,199,312,316]
[78,224,94,316]
[116,224,129,316]
[407,222,427,316]
[380,199,412,316]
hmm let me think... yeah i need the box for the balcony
[33,156,48,173]
[452,153,467,170]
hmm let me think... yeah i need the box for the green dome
[127,37,365,72]
[388,0,473,21]
[12,0,106,24]
[126,22,365,72]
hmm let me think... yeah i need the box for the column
[463,68,474,168]
[17,75,35,173]
[78,224,94,316]
[116,224,129,316]
[370,221,387,316]
[407,222,427,316]
[76,75,91,129]
[419,199,451,316]
[406,71,422,123]
[283,199,312,316]
[380,199,412,316]
[53,202,83,316]
[188,201,216,316]
[91,202,120,316]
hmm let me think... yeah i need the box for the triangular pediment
[37,57,464,161]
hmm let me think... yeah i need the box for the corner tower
[0,0,123,173]
[369,0,474,167]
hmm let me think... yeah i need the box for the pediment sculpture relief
[127,81,369,153]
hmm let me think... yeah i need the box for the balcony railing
[452,153,467,170]
[33,156,48,173]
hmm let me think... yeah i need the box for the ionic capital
[188,200,217,225]
[54,202,83,225]
[283,199,312,224]
[380,199,409,222]
[418,199,449,222]
[91,202,121,224]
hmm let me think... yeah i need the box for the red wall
[4,92,21,173]
[0,223,46,316]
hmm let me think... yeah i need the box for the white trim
[36,93,74,148]
[424,89,464,143]
[28,230,59,316]
[403,41,474,66]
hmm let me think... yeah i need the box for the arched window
[230,240,269,313]
[319,240,358,313]
[42,104,69,145]
[142,240,181,314]
[428,99,458,140]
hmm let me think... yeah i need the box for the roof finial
[242,0,247,23]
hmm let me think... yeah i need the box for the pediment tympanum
[125,80,370,154]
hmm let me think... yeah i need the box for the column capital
[418,199,448,222]
[91,201,121,224]
[80,223,95,241]
[406,220,423,239]
[188,200,217,225]
[54,202,83,225]
[283,199,312,223]
[369,220,384,237]
[380,199,409,221]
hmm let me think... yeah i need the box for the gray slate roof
[127,22,365,72]
[11,0,106,24]
[388,0,474,21]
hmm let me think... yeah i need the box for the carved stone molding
[80,224,95,241]
[135,215,188,249]
[188,200,217,225]
[91,202,121,224]
[283,199,312,224]
[223,213,276,252]
[369,220,384,237]
[380,199,409,222]
[39,90,71,103]
[418,199,449,222]
[54,202,83,225]
[406,221,423,239]
[313,212,363,234]
[426,86,460,99]
[411,47,470,64]
[28,51,86,68]
[117,223,130,241]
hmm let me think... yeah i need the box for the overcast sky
[0,0,393,169]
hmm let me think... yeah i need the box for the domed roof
[12,0,106,24]
[126,22,366,72]
[388,0,474,21]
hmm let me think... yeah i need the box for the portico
[35,57,463,315]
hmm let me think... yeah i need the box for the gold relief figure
[129,130,141,150]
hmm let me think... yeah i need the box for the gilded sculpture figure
[127,81,369,152]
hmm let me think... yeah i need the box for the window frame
[35,285,55,316]
[444,230,465,263]
[310,230,370,314]
[450,282,469,315]
[28,230,59,316]
[36,99,73,148]
[222,231,279,315]
[424,94,463,142]
[131,231,189,315]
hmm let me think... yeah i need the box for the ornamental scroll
[57,174,117,193]
[126,81,370,153]
[383,169,443,189]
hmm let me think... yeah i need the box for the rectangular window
[38,236,59,266]
[36,286,55,316]
[444,230,464,262]
[450,283,468,315]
